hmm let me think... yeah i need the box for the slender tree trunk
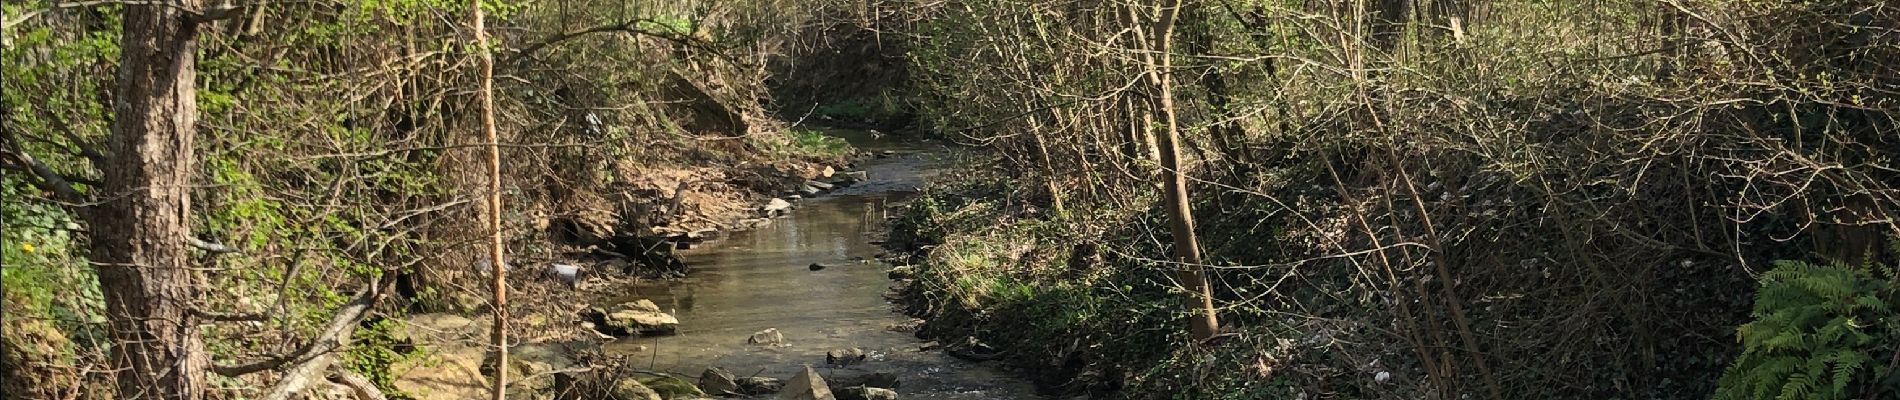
[90,2,209,398]
[471,3,510,399]
[1027,114,1066,214]
[1144,0,1219,341]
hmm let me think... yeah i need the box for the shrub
[1714,259,1898,400]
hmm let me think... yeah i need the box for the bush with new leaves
[1715,260,1898,400]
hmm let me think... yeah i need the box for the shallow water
[603,132,1040,399]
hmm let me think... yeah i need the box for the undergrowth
[889,175,1412,399]
[1714,254,1899,400]
[343,318,424,398]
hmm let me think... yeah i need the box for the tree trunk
[470,2,510,399]
[89,2,209,398]
[1144,0,1219,341]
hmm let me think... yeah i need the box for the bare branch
[212,275,389,378]
[504,19,730,64]
[1,145,87,203]
[188,236,242,254]
[192,309,269,322]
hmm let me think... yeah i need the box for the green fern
[1714,260,1896,400]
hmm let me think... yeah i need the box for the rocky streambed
[373,131,1039,400]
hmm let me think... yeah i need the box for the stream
[601,130,1041,399]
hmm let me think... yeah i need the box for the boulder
[600,234,688,273]
[834,386,897,400]
[610,378,663,400]
[799,185,822,195]
[392,314,487,400]
[737,376,784,395]
[835,171,869,183]
[806,180,835,190]
[864,387,898,400]
[749,328,784,346]
[778,365,834,400]
[825,348,866,368]
[599,299,678,336]
[819,166,836,178]
[886,266,915,280]
[699,367,740,396]
[639,374,705,399]
[481,341,592,395]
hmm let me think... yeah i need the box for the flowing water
[602,130,1041,399]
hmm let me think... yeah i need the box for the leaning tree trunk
[1144,0,1220,341]
[87,2,209,399]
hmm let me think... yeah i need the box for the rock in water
[835,386,898,400]
[764,198,794,216]
[826,348,867,368]
[610,378,663,400]
[700,367,740,395]
[863,387,898,400]
[806,180,835,190]
[836,171,869,183]
[638,375,706,399]
[602,299,678,336]
[738,376,784,395]
[749,328,784,346]
[779,365,835,400]
[886,266,915,280]
[809,263,828,271]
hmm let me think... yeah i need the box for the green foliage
[344,318,423,397]
[636,16,695,34]
[779,128,852,157]
[0,177,104,331]
[1715,260,1898,400]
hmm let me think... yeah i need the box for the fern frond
[1718,260,1896,400]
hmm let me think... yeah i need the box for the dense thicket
[886,0,1898,398]
[1,1,851,397]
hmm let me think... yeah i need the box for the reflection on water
[604,137,1039,399]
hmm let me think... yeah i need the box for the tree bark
[470,2,510,400]
[88,2,209,398]
[1144,0,1220,341]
